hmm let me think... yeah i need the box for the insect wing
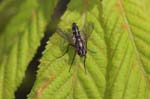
[81,22,94,41]
[56,28,74,45]
[81,22,94,40]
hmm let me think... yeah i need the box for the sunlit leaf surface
[28,0,150,99]
[0,0,149,99]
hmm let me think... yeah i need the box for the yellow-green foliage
[0,0,150,99]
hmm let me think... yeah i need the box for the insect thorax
[72,22,87,57]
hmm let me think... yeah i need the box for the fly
[56,22,94,73]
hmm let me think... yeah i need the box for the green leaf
[0,0,24,32]
[29,0,150,99]
[28,0,107,99]
[103,0,150,99]
[28,0,150,99]
[0,0,148,99]
[0,0,58,99]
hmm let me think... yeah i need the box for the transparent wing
[81,22,94,42]
[56,28,74,45]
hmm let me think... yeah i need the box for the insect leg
[83,55,87,73]
[55,44,71,60]
[69,50,76,72]
[87,48,96,53]
[85,39,96,54]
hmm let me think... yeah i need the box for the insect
[56,22,94,73]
